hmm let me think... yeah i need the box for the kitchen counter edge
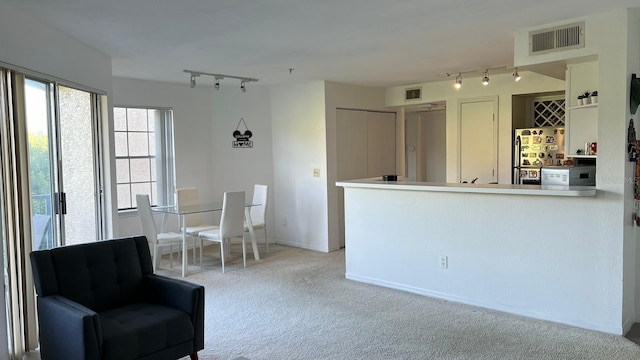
[335,179,596,197]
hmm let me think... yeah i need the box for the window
[114,107,175,210]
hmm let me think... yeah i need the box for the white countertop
[336,178,596,197]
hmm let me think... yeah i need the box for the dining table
[152,201,261,277]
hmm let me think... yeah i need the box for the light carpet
[161,244,640,360]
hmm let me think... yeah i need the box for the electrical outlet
[439,255,448,269]
[313,168,320,177]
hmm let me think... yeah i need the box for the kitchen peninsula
[336,178,610,333]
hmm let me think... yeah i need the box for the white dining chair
[245,184,269,253]
[198,191,246,273]
[136,194,187,271]
[176,187,217,264]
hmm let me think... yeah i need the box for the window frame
[114,106,175,211]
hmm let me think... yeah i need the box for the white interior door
[459,99,497,184]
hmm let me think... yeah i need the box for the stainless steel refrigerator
[513,127,565,184]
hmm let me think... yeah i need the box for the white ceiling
[5,1,639,88]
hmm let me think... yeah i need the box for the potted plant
[590,90,598,104]
[578,90,591,105]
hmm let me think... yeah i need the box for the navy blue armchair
[30,236,204,360]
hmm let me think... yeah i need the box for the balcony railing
[32,194,54,250]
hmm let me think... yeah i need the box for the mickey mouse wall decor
[232,117,253,148]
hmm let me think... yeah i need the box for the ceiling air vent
[529,21,584,55]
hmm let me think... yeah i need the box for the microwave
[541,166,596,186]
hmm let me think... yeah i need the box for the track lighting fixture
[513,68,521,82]
[442,65,523,88]
[454,74,462,89]
[183,70,258,92]
[482,70,490,86]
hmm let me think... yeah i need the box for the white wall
[271,82,328,251]
[209,86,274,242]
[386,71,565,184]
[573,8,638,333]
[625,8,640,327]
[0,4,112,93]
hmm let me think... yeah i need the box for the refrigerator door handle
[514,136,519,166]
[514,135,521,184]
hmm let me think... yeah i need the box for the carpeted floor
[163,243,640,360]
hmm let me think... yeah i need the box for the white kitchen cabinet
[565,61,599,158]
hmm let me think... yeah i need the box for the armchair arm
[37,295,102,360]
[144,274,205,350]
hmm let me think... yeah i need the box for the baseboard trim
[345,272,623,335]
[623,315,636,335]
[275,239,327,252]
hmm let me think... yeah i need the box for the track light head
[240,81,246,92]
[190,74,196,88]
[482,70,490,86]
[454,74,462,89]
[214,78,220,90]
[513,68,521,82]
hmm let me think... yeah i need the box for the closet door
[337,110,368,181]
[367,112,396,177]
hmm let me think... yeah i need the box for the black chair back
[30,236,154,312]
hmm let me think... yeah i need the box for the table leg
[181,214,188,277]
[245,208,260,260]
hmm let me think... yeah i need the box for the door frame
[457,96,499,183]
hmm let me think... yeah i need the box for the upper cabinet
[565,61,599,158]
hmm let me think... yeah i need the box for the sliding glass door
[25,79,102,248]
[57,85,100,245]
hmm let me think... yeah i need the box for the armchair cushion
[30,236,204,360]
[100,303,193,359]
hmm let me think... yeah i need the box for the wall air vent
[529,22,584,55]
[405,87,421,101]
